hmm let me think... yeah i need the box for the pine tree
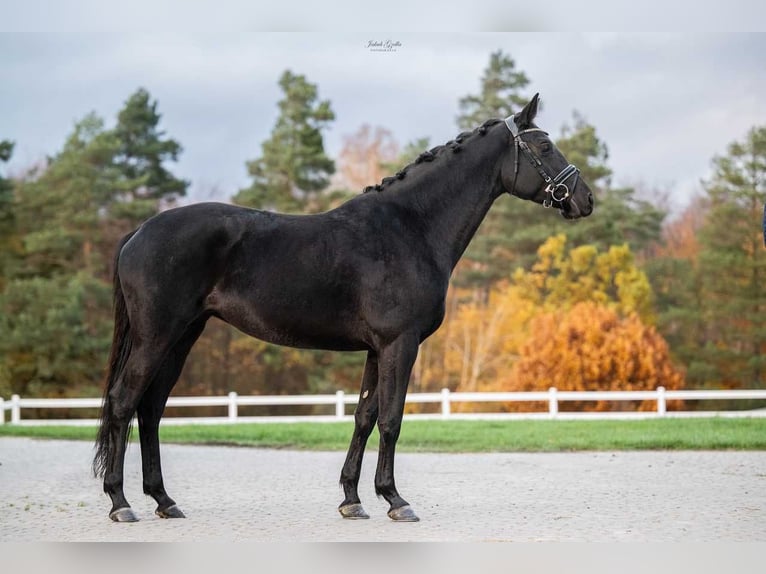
[644,200,709,387]
[0,140,17,285]
[554,113,664,258]
[211,71,337,400]
[457,50,530,131]
[109,88,189,224]
[697,126,766,388]
[13,114,118,277]
[0,118,116,397]
[234,70,335,213]
[454,51,533,292]
[0,272,111,397]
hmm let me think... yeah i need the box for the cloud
[2,32,765,208]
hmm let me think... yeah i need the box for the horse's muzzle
[560,184,594,220]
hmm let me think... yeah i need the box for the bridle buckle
[547,182,571,203]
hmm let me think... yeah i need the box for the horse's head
[500,93,594,219]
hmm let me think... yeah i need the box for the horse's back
[116,199,447,349]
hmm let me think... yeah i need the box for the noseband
[504,115,580,209]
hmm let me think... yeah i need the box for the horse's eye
[540,142,552,153]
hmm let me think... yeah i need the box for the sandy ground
[0,437,764,542]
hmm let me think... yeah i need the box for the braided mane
[362,118,504,194]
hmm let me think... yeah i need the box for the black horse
[93,94,593,523]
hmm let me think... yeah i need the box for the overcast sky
[2,32,765,212]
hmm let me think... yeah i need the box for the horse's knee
[354,411,376,435]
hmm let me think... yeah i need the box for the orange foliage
[656,199,707,260]
[506,302,685,411]
[413,238,685,414]
[444,284,536,393]
[336,124,399,190]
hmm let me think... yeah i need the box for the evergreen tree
[553,112,665,256]
[644,200,709,388]
[0,97,185,398]
[697,126,766,388]
[0,117,117,397]
[555,111,612,186]
[109,88,189,224]
[0,272,111,397]
[644,255,707,385]
[566,185,665,256]
[208,71,337,402]
[12,113,118,277]
[235,70,335,213]
[0,140,17,285]
[455,51,533,292]
[457,50,530,131]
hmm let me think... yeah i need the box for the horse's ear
[515,93,540,128]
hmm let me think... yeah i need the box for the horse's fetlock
[142,480,164,496]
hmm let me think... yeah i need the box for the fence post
[657,386,666,417]
[0,397,4,425]
[548,387,558,418]
[441,388,451,418]
[11,394,20,424]
[228,392,238,422]
[336,390,345,419]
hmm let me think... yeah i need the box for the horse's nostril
[588,193,594,207]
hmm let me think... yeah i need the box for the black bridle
[504,114,580,209]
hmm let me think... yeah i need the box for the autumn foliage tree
[441,284,536,393]
[336,124,399,191]
[507,302,685,411]
[414,235,676,406]
[510,234,654,322]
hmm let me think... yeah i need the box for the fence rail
[2,387,766,426]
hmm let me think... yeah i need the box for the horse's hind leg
[102,343,173,522]
[339,351,378,519]
[137,318,207,519]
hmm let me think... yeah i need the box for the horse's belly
[244,322,368,352]
[211,294,369,352]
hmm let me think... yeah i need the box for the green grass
[1,417,765,451]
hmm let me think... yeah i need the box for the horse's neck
[390,125,507,270]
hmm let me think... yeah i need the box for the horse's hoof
[339,503,370,519]
[387,505,420,522]
[109,507,139,522]
[155,504,186,519]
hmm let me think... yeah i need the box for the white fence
[2,387,766,426]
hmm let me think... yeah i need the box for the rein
[504,115,580,209]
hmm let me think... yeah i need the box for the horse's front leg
[374,333,420,522]
[339,351,379,519]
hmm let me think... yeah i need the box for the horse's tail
[93,229,138,478]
